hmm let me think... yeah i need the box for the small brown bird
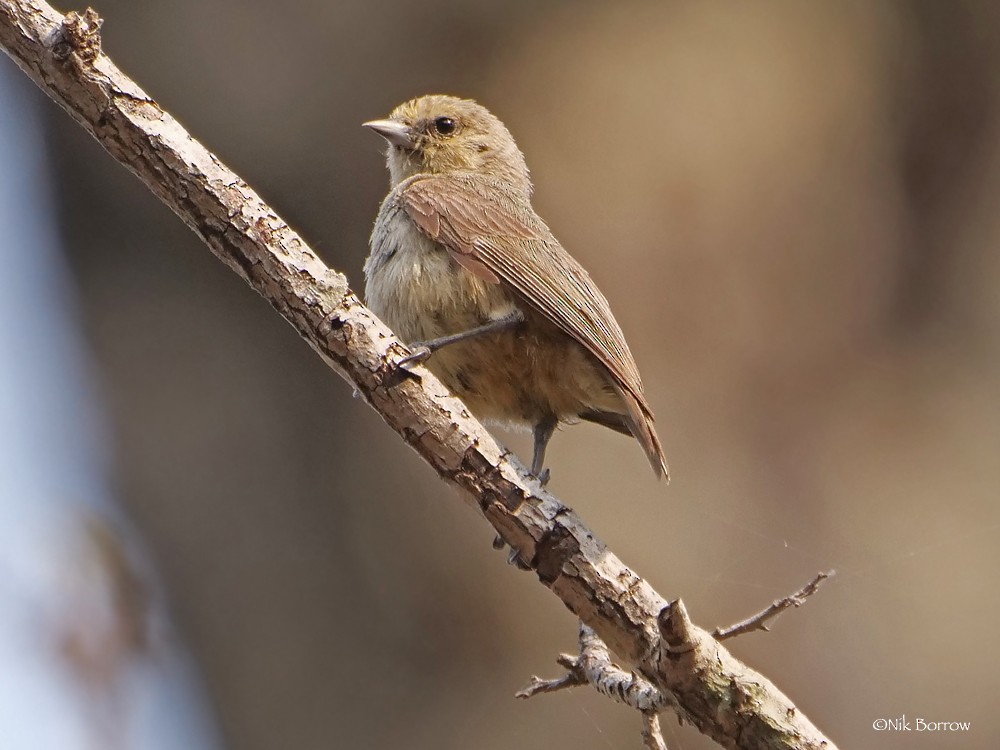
[364,95,667,481]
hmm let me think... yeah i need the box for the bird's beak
[363,119,416,149]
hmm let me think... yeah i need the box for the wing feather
[400,173,668,477]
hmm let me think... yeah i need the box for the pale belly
[365,204,624,426]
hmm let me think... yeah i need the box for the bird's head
[364,95,531,193]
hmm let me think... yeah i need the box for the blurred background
[2,0,999,748]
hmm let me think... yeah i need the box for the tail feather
[578,409,632,437]
[583,391,669,481]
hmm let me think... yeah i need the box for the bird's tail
[620,389,669,481]
[579,390,669,480]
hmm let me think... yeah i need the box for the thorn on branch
[713,570,835,641]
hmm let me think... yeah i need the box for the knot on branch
[534,524,579,583]
[657,598,695,655]
[52,8,102,62]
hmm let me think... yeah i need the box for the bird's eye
[434,116,457,135]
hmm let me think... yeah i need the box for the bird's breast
[363,193,624,426]
[365,199,515,342]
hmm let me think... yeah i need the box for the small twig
[641,711,668,750]
[518,624,672,712]
[514,654,586,698]
[713,570,835,641]
[518,624,673,748]
[577,624,672,713]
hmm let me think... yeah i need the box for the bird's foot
[507,546,531,570]
[397,344,432,369]
[492,534,531,569]
[538,468,550,486]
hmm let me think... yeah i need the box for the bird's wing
[400,173,667,477]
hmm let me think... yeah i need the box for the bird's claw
[493,534,530,569]
[397,344,432,369]
[507,546,531,570]
[538,468,551,486]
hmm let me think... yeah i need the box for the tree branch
[517,624,672,712]
[0,2,839,748]
[518,624,675,749]
[714,571,836,641]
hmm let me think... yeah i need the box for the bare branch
[713,571,836,641]
[577,624,673,714]
[515,654,587,699]
[641,711,669,750]
[0,3,840,748]
[519,624,675,749]
[518,624,672,713]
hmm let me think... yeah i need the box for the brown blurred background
[14,0,1000,747]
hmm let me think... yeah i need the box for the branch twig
[518,624,672,712]
[641,711,668,750]
[518,623,675,748]
[713,571,835,641]
[0,3,840,748]
[515,653,587,698]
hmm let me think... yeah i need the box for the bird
[363,94,667,483]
